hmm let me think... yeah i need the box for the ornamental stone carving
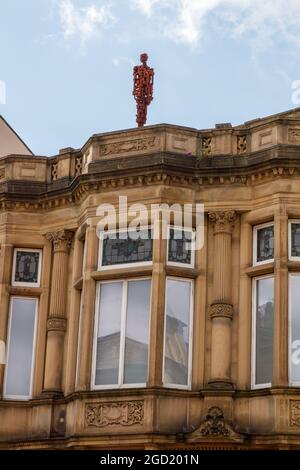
[47,317,67,332]
[85,401,144,428]
[98,137,157,157]
[198,407,230,437]
[209,302,234,320]
[187,406,243,442]
[290,401,300,427]
[288,128,300,143]
[46,230,74,253]
[209,211,236,234]
[237,135,247,155]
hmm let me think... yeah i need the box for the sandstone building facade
[1,109,300,449]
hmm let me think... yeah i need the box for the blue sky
[1,0,300,156]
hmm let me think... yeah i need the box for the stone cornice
[1,146,300,211]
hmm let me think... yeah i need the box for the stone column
[43,230,73,395]
[208,211,236,389]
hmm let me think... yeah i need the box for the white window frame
[288,220,300,262]
[12,248,42,287]
[3,296,38,400]
[162,277,194,390]
[253,222,274,266]
[251,275,274,390]
[166,226,195,269]
[91,278,152,390]
[98,226,153,271]
[288,273,300,387]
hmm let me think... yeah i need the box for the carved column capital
[209,302,234,320]
[209,211,237,234]
[46,230,74,253]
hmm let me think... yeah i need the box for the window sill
[287,261,300,272]
[166,265,200,279]
[91,265,153,281]
[8,286,42,297]
[244,262,274,277]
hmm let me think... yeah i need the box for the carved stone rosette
[46,230,74,253]
[85,401,144,428]
[209,302,234,320]
[209,211,236,234]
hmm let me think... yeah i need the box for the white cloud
[132,0,300,48]
[59,0,116,48]
[112,56,135,67]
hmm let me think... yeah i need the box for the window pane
[95,282,122,385]
[5,298,37,397]
[164,279,191,386]
[101,229,152,267]
[14,250,40,284]
[168,228,192,265]
[291,224,300,258]
[256,226,274,263]
[254,277,274,386]
[124,280,151,384]
[290,275,300,383]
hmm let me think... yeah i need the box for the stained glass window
[256,225,274,264]
[291,223,300,258]
[100,229,152,267]
[168,228,193,266]
[13,250,41,286]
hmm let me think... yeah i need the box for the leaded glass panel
[101,229,152,267]
[14,250,41,285]
[256,225,274,263]
[291,223,300,258]
[168,228,193,266]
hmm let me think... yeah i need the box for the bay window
[92,278,152,388]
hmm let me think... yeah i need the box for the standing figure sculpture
[133,53,154,127]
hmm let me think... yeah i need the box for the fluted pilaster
[43,230,73,395]
[208,211,236,389]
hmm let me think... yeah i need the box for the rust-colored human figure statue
[133,53,154,127]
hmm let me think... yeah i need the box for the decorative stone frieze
[85,401,144,428]
[98,136,157,157]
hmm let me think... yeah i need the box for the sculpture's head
[140,53,148,65]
